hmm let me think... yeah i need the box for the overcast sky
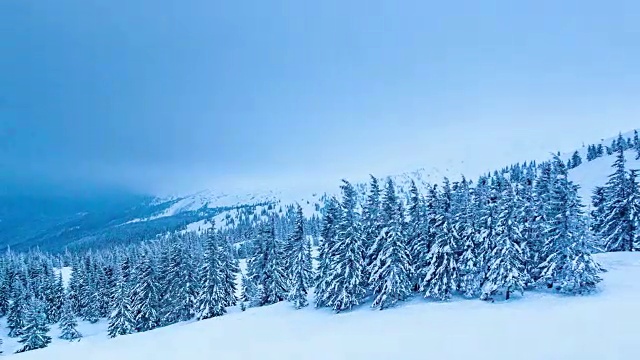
[1,0,639,195]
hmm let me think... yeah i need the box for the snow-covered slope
[8,252,640,359]
[569,148,640,203]
[160,129,639,234]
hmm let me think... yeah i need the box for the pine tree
[421,179,458,301]
[323,180,367,312]
[629,169,640,250]
[288,205,313,309]
[635,130,640,160]
[16,298,51,353]
[59,295,82,341]
[315,197,340,308]
[161,241,194,325]
[407,180,427,291]
[369,178,414,309]
[569,151,582,169]
[108,266,135,338]
[7,279,28,337]
[132,249,161,332]
[538,155,602,293]
[220,236,240,308]
[456,178,483,297]
[248,218,288,306]
[239,272,259,308]
[196,230,227,319]
[482,179,528,300]
[362,176,383,278]
[600,148,635,252]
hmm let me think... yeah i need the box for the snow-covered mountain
[143,129,640,235]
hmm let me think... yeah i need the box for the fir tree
[421,179,458,301]
[248,218,288,306]
[315,197,340,308]
[196,230,227,319]
[220,236,240,308]
[7,279,28,337]
[161,241,195,325]
[108,267,135,338]
[538,156,602,293]
[59,295,82,341]
[324,180,367,312]
[288,205,313,309]
[16,298,51,353]
[570,150,582,169]
[369,178,414,309]
[635,130,640,160]
[407,180,427,291]
[362,176,383,278]
[482,179,528,300]
[132,249,161,332]
[600,148,635,252]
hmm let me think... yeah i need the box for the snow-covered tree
[132,249,161,332]
[59,295,82,341]
[406,180,426,291]
[421,179,458,301]
[108,265,135,338]
[369,178,414,309]
[538,156,602,293]
[323,180,367,312]
[16,298,51,353]
[247,218,288,306]
[7,279,28,337]
[196,229,227,319]
[600,148,635,252]
[362,175,383,277]
[288,205,313,309]
[315,197,340,308]
[482,179,529,300]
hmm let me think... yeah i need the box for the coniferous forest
[1,132,640,353]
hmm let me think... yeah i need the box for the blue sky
[1,0,639,195]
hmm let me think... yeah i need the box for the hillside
[6,252,640,359]
[0,129,637,251]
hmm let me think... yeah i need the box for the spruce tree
[600,148,635,251]
[196,230,227,319]
[248,218,288,306]
[161,241,194,325]
[220,236,240,308]
[59,295,82,341]
[482,179,528,300]
[407,180,426,291]
[369,178,414,309]
[108,264,135,338]
[7,279,27,337]
[288,205,313,309]
[362,176,383,278]
[16,298,52,353]
[421,179,458,301]
[315,197,340,308]
[324,180,367,312]
[132,249,161,332]
[539,156,602,292]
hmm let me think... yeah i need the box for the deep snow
[6,252,640,359]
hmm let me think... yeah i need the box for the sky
[1,0,639,196]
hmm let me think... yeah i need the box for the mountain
[1,129,638,251]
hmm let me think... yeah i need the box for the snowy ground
[6,252,640,359]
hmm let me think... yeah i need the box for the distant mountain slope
[1,129,637,251]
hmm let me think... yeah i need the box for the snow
[7,252,640,359]
[569,149,640,203]
[53,267,72,288]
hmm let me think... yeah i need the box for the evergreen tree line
[3,134,640,353]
